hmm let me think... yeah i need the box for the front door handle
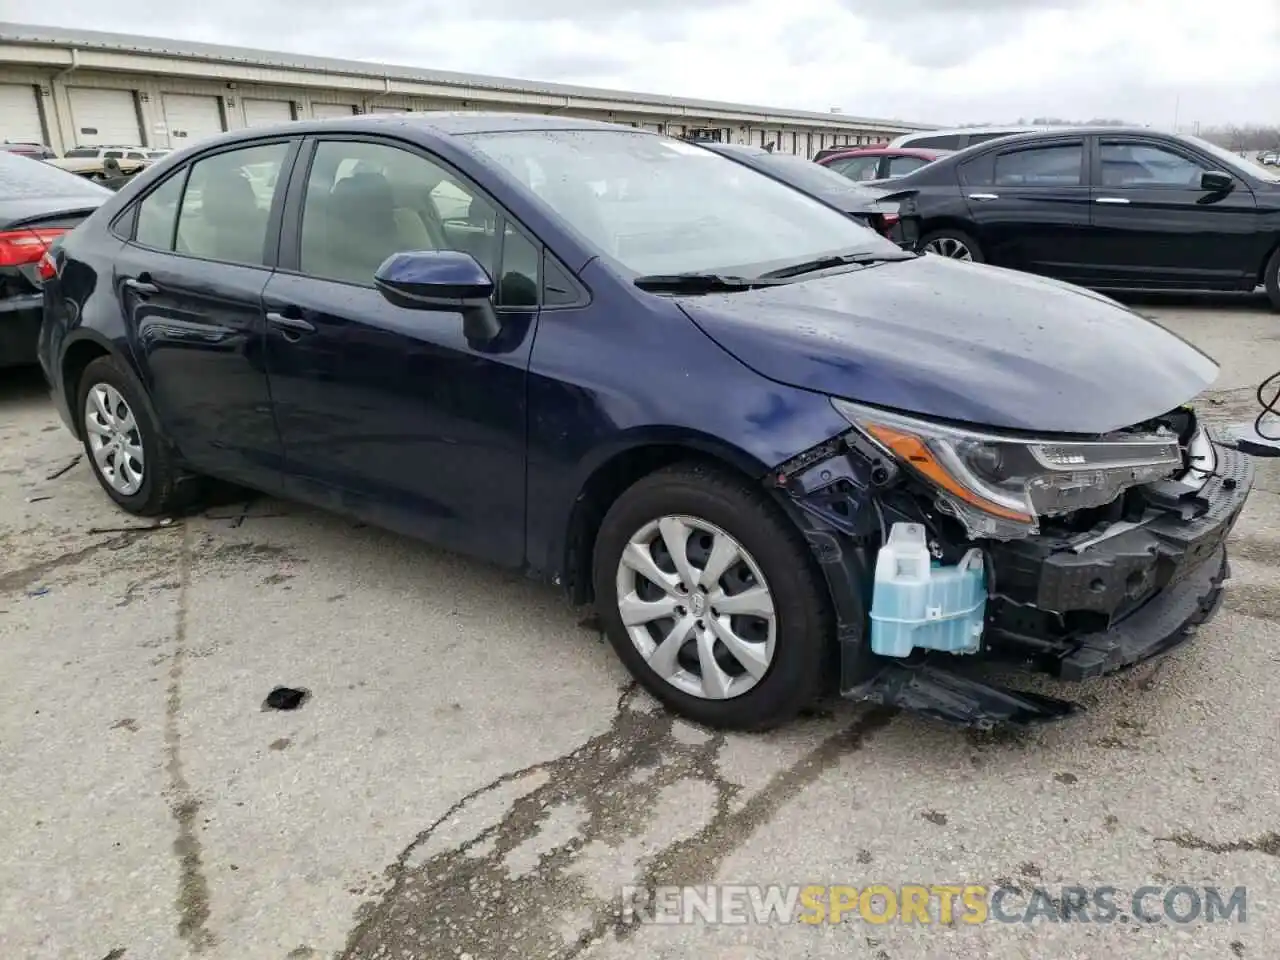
[266,311,316,335]
[968,193,999,201]
[1095,196,1131,204]
[123,277,159,295]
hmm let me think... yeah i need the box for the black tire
[75,354,200,516]
[920,227,984,263]
[592,462,833,731]
[1264,245,1280,313]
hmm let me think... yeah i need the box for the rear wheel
[921,228,984,263]
[1264,246,1280,313]
[76,355,199,516]
[592,463,832,730]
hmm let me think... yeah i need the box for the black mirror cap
[373,249,501,342]
[373,249,495,308]
[1200,170,1234,192]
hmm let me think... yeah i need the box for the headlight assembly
[832,398,1184,539]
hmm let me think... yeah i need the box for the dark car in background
[877,127,1280,311]
[698,141,919,247]
[39,114,1252,731]
[0,150,110,367]
[817,146,950,182]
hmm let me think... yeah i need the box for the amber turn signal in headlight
[831,398,1183,539]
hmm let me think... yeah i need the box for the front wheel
[592,463,833,730]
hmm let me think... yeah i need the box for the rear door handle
[123,277,159,295]
[968,193,999,201]
[266,311,316,335]
[1095,197,1131,204]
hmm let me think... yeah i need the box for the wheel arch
[559,430,777,606]
[1256,236,1280,285]
[59,331,122,440]
[919,216,982,244]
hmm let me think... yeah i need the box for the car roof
[189,111,642,153]
[947,126,1185,150]
[828,147,944,157]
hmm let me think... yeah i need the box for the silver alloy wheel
[84,383,145,496]
[615,515,777,700]
[924,236,974,261]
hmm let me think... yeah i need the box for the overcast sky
[15,0,1280,127]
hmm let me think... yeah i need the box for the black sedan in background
[698,142,919,248]
[0,151,111,367]
[875,127,1280,311]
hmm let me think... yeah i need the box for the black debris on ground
[262,687,311,712]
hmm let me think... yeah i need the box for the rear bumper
[0,295,42,368]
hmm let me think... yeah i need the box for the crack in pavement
[164,523,214,952]
[1157,831,1280,858]
[339,689,895,959]
[0,529,161,596]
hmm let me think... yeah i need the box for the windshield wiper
[632,273,789,293]
[758,250,914,281]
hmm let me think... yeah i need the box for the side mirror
[374,250,501,342]
[1200,170,1233,192]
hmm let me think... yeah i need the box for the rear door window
[993,143,1084,186]
[829,155,881,181]
[174,142,291,265]
[885,155,928,177]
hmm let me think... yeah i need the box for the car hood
[676,255,1218,434]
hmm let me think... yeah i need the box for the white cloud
[14,0,1280,126]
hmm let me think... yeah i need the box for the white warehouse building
[0,23,931,159]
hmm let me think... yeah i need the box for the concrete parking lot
[2,295,1279,960]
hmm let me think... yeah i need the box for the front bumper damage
[771,423,1254,729]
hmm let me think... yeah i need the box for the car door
[956,137,1093,281]
[261,135,540,567]
[1085,136,1259,288]
[112,137,299,489]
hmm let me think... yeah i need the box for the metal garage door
[0,83,44,144]
[161,93,224,148]
[243,98,293,127]
[370,105,412,114]
[312,102,356,119]
[67,87,141,147]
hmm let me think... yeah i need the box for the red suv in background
[817,147,949,182]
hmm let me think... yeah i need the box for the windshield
[1182,134,1280,183]
[64,148,99,158]
[0,150,111,199]
[464,130,894,276]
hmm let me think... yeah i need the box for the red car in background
[817,147,949,182]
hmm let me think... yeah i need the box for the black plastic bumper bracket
[844,663,1081,730]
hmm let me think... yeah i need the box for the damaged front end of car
[770,399,1254,729]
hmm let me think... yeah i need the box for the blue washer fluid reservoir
[869,522,986,658]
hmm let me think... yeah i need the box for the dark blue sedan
[38,113,1252,730]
